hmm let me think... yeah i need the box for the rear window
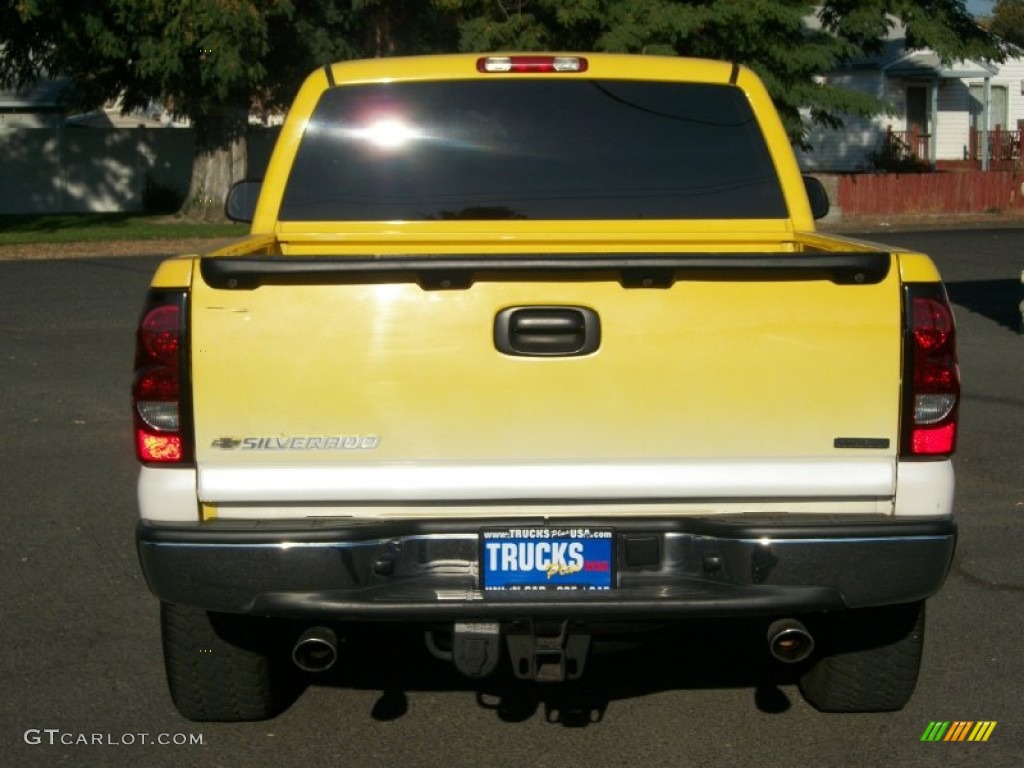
[279,79,788,221]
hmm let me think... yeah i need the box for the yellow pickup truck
[133,54,960,721]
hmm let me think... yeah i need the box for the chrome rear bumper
[137,515,955,620]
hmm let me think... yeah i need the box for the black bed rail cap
[199,251,892,290]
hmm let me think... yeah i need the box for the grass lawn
[0,214,244,245]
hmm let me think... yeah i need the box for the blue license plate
[480,528,614,591]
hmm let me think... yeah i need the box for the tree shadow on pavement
[945,279,1022,333]
[303,618,803,727]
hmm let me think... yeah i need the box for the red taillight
[477,56,589,73]
[913,297,954,351]
[911,423,956,455]
[135,366,179,401]
[903,286,959,457]
[133,291,190,464]
[137,432,183,463]
[140,304,181,362]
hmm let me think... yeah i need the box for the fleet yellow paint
[190,269,900,466]
[251,54,816,236]
[179,54,917,475]
[897,252,943,283]
[149,256,195,289]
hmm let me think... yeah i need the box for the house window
[969,84,1008,130]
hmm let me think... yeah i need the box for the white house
[0,77,70,130]
[798,26,1024,172]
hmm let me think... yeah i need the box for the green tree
[988,0,1024,47]
[354,0,459,55]
[1,0,362,220]
[1,1,1006,212]
[424,0,1004,144]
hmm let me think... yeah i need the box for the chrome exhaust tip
[767,618,814,663]
[292,626,338,673]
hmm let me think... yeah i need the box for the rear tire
[161,602,289,722]
[798,601,925,712]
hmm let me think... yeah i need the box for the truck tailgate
[190,254,901,507]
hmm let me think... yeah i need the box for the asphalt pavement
[0,229,1021,768]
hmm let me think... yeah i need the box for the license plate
[480,527,614,592]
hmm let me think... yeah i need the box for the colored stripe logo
[921,721,997,742]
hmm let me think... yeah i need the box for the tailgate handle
[494,306,600,357]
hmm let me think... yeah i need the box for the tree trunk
[178,110,248,222]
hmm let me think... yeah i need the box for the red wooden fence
[968,127,1022,163]
[837,171,1024,215]
[885,126,930,163]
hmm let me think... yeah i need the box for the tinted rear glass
[280,79,788,221]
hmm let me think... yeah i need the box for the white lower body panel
[139,459,953,522]
[894,460,955,516]
[138,466,198,522]
[198,458,895,503]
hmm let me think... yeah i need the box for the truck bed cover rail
[200,252,891,290]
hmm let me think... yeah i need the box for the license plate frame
[479,527,615,592]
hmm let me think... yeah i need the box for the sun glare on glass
[353,118,423,149]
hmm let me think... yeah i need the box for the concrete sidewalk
[818,210,1024,234]
[0,237,239,261]
[1,213,1023,262]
